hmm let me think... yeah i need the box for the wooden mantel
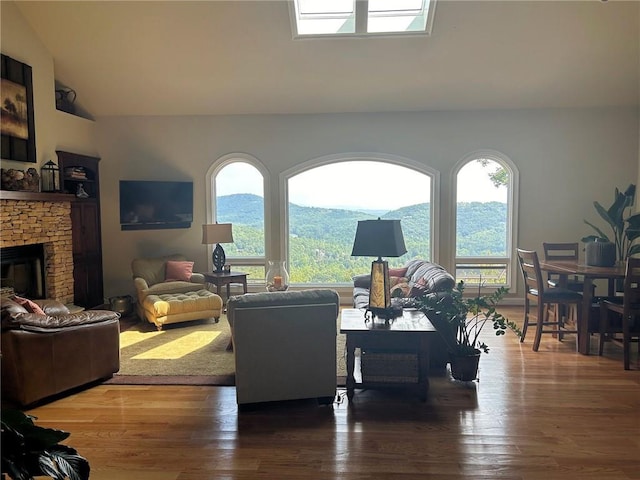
[0,190,75,202]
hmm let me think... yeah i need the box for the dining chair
[542,242,584,325]
[598,257,640,370]
[542,242,582,288]
[517,248,583,351]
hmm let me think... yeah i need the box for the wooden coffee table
[339,308,438,402]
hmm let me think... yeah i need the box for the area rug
[106,315,347,386]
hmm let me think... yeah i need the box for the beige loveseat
[132,254,222,329]
[227,289,340,406]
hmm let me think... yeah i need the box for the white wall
[0,2,97,168]
[95,109,638,301]
[3,1,639,305]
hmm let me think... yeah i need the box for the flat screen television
[119,180,193,230]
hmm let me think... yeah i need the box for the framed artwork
[1,54,36,163]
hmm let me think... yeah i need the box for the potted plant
[1,408,90,480]
[582,184,640,264]
[413,281,519,381]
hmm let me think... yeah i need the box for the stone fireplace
[0,194,74,303]
[1,243,46,298]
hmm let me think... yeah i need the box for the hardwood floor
[23,307,640,480]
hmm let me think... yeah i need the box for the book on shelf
[64,167,88,180]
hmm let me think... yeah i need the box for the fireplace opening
[1,244,46,299]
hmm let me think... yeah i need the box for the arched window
[284,154,437,285]
[206,154,269,281]
[454,152,518,288]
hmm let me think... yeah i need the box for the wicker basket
[361,350,419,384]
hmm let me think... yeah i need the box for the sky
[216,160,507,211]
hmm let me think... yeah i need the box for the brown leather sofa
[1,296,121,407]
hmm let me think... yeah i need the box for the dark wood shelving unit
[56,150,104,308]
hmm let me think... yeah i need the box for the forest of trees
[218,194,506,283]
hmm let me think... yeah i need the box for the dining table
[538,259,625,354]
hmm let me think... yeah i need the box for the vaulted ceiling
[14,0,640,117]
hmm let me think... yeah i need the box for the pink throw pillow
[12,295,46,315]
[389,267,408,277]
[165,260,194,282]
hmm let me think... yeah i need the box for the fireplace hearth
[1,244,45,298]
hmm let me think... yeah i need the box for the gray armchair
[227,289,340,406]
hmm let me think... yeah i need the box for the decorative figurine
[76,183,89,198]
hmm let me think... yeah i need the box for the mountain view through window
[215,160,508,285]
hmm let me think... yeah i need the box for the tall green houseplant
[582,184,640,262]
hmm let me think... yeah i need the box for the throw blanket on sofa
[352,259,455,309]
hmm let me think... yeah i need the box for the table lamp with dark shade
[351,218,407,320]
[202,223,234,272]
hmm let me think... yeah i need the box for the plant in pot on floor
[414,281,520,381]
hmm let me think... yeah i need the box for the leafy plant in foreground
[1,408,90,480]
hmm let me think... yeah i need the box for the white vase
[265,260,289,292]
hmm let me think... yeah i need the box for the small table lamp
[202,223,234,272]
[351,218,407,320]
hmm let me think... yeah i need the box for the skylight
[294,0,355,35]
[292,0,435,37]
[367,0,430,33]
